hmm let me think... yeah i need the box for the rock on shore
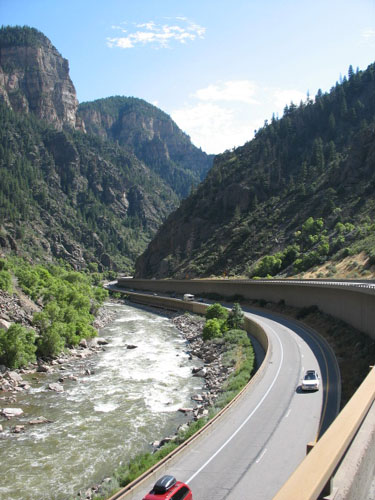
[172,313,234,420]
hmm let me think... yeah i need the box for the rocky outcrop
[0,290,39,328]
[0,26,84,131]
[78,96,213,198]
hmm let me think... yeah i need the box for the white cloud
[170,81,308,154]
[361,28,375,39]
[193,80,259,105]
[107,18,205,49]
[171,102,261,154]
[360,28,375,46]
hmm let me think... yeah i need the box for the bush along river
[0,301,207,500]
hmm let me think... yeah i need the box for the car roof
[153,475,177,493]
[143,479,189,499]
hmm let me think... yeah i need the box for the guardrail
[273,366,375,500]
[105,289,269,500]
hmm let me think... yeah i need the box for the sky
[1,0,375,154]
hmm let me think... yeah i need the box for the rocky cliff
[0,26,84,131]
[78,97,213,197]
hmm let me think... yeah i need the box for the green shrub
[0,258,8,271]
[223,329,250,346]
[205,303,229,321]
[0,324,36,368]
[254,254,283,277]
[36,324,65,358]
[228,303,245,329]
[0,269,12,292]
[202,318,223,340]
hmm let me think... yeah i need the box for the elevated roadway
[117,278,375,340]
[110,279,375,499]
[107,284,342,500]
[160,309,339,500]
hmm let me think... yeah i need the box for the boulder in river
[37,364,53,373]
[192,394,203,402]
[29,416,52,425]
[178,407,194,413]
[192,367,207,377]
[96,338,109,346]
[13,425,25,433]
[6,371,23,385]
[1,407,23,418]
[48,383,64,393]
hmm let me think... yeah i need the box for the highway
[135,307,340,500]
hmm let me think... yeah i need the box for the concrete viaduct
[114,277,375,500]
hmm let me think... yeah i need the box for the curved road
[135,306,340,500]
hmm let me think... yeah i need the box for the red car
[142,475,193,500]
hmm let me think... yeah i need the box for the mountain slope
[135,64,375,279]
[0,26,213,272]
[0,101,178,271]
[78,96,213,198]
[0,26,181,271]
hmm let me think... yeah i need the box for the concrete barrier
[331,401,375,500]
[117,278,375,339]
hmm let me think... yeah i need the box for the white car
[301,370,320,391]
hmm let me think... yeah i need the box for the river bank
[0,299,212,500]
[0,289,240,500]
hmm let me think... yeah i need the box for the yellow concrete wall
[118,279,375,340]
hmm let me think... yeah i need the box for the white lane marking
[285,408,291,418]
[256,448,268,464]
[187,322,284,484]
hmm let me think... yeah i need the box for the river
[0,302,204,500]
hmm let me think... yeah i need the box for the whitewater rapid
[0,302,203,500]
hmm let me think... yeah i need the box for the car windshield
[305,372,317,380]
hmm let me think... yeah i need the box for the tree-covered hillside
[0,101,178,271]
[135,63,375,279]
[0,25,52,48]
[78,96,213,198]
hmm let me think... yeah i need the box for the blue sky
[1,0,375,153]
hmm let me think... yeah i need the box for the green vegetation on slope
[135,63,375,279]
[0,258,108,368]
[0,25,51,48]
[249,216,369,278]
[0,100,178,272]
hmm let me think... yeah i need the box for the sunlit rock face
[0,27,85,131]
